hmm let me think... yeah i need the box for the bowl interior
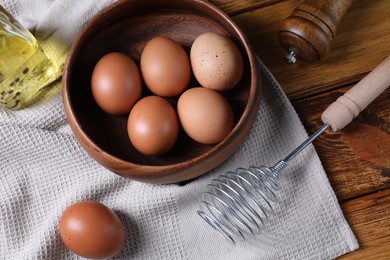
[65,0,254,168]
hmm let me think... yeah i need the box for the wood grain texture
[209,0,283,15]
[229,0,390,100]
[278,0,355,62]
[293,84,390,260]
[293,87,390,201]
[339,189,390,259]
[208,0,390,258]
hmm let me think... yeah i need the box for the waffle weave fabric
[0,0,358,259]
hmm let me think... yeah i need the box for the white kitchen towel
[0,0,358,259]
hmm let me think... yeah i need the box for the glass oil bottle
[0,5,60,110]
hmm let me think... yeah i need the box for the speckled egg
[190,32,243,91]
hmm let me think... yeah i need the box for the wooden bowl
[62,0,261,184]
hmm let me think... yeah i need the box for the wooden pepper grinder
[278,0,355,63]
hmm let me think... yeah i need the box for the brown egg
[177,87,234,144]
[140,37,191,97]
[59,201,125,259]
[91,52,142,115]
[127,95,179,155]
[190,32,243,91]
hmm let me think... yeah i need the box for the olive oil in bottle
[0,5,60,110]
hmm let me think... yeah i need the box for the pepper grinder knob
[278,0,355,63]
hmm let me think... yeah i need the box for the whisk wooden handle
[322,56,390,131]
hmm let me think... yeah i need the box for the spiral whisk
[197,124,329,244]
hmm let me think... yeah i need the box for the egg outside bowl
[62,0,261,184]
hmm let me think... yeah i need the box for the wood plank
[209,1,390,259]
[229,0,390,100]
[293,87,390,201]
[210,0,283,15]
[339,189,390,259]
[213,2,390,259]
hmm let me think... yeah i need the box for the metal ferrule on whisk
[197,124,329,244]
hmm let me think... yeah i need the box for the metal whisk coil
[198,163,286,243]
[197,124,329,244]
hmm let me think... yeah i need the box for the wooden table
[210,0,390,258]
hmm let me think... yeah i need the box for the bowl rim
[62,0,261,182]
